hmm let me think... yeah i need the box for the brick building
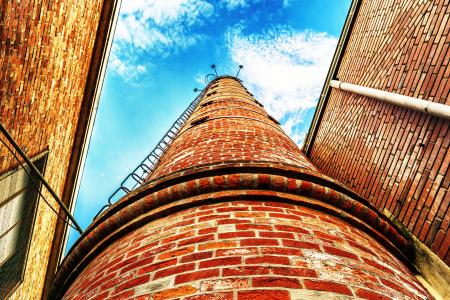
[303,0,449,296]
[51,76,433,299]
[0,1,119,299]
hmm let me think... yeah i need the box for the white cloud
[226,26,337,145]
[220,0,250,10]
[219,0,290,11]
[109,53,147,80]
[110,0,214,80]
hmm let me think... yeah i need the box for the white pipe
[330,80,450,120]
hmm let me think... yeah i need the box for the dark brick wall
[0,1,104,298]
[309,0,450,264]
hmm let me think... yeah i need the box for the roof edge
[302,0,362,156]
[42,0,122,298]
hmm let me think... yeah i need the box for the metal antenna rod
[211,64,218,77]
[236,65,243,78]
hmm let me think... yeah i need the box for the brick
[323,246,359,261]
[234,212,266,218]
[108,290,135,299]
[114,274,149,293]
[222,266,271,276]
[198,241,237,250]
[218,231,255,239]
[217,219,250,225]
[314,231,343,242]
[138,258,177,275]
[153,263,195,280]
[259,231,294,239]
[245,255,290,265]
[198,227,217,235]
[179,234,215,246]
[217,207,249,213]
[282,239,320,250]
[274,225,309,234]
[158,246,195,260]
[200,278,249,291]
[129,243,175,258]
[252,277,301,288]
[199,257,241,269]
[236,224,272,231]
[362,258,395,275]
[303,280,352,296]
[250,206,284,212]
[240,238,279,246]
[162,231,195,244]
[199,214,230,222]
[180,251,213,263]
[271,267,317,277]
[379,278,414,298]
[237,290,290,300]
[355,288,391,300]
[108,256,140,273]
[216,247,259,256]
[260,247,302,256]
[153,285,198,300]
[175,269,220,285]
[185,292,233,300]
[269,213,303,221]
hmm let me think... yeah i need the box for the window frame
[0,152,48,298]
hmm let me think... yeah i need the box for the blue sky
[66,0,351,250]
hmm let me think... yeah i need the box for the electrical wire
[0,136,78,231]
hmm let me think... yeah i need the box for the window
[0,153,47,298]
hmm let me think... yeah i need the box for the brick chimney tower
[51,76,432,299]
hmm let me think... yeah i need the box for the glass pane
[0,191,25,236]
[0,166,29,205]
[0,224,20,266]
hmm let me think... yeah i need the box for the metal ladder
[94,92,204,219]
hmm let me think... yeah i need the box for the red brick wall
[0,1,104,298]
[308,0,450,264]
[62,201,430,300]
[149,78,317,180]
[53,77,430,299]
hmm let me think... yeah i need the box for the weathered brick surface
[56,77,431,299]
[308,0,450,264]
[149,78,317,180]
[62,201,431,299]
[0,0,103,298]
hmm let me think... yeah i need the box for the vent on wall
[190,116,209,127]
[200,101,214,108]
